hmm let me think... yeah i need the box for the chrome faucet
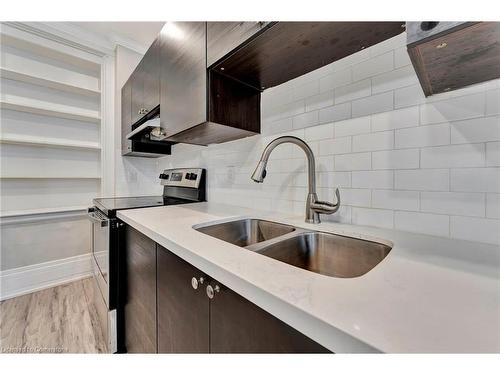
[251,136,340,224]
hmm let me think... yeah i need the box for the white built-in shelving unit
[0,23,106,218]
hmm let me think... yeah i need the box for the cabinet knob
[206,284,220,299]
[191,276,204,290]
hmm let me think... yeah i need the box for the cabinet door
[121,79,132,155]
[159,22,207,139]
[157,246,209,353]
[209,283,330,353]
[206,22,268,67]
[142,39,160,113]
[130,59,144,125]
[124,226,157,353]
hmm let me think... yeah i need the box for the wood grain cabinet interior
[123,224,329,353]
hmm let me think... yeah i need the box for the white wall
[113,45,163,197]
[159,32,500,246]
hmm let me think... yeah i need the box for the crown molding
[5,22,151,56]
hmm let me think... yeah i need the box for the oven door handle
[87,209,109,227]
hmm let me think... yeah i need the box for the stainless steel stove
[87,168,206,353]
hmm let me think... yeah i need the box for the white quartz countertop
[117,202,500,353]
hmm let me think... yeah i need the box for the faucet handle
[334,187,340,204]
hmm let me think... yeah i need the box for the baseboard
[0,253,92,301]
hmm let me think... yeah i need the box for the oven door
[88,208,110,305]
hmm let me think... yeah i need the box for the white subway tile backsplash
[293,80,319,101]
[304,122,334,141]
[352,91,394,117]
[339,188,371,207]
[420,144,485,168]
[292,110,319,129]
[372,189,419,211]
[395,211,449,237]
[352,51,394,82]
[352,131,394,152]
[317,171,351,188]
[318,102,351,124]
[421,192,485,217]
[334,116,371,137]
[335,152,371,171]
[371,106,419,132]
[305,90,335,112]
[372,149,420,170]
[352,207,394,229]
[319,136,351,155]
[486,142,500,166]
[450,116,500,144]
[486,89,500,115]
[420,92,485,125]
[394,47,412,68]
[450,216,500,245]
[319,68,352,92]
[394,84,425,108]
[352,170,393,189]
[166,35,500,245]
[335,79,371,104]
[395,123,450,149]
[372,65,418,94]
[395,169,449,191]
[451,168,500,193]
[486,193,500,219]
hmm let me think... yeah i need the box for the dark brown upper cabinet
[130,39,160,124]
[206,22,271,67]
[121,38,172,157]
[211,22,405,91]
[406,22,500,96]
[159,22,261,146]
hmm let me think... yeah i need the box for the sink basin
[196,219,296,247]
[256,232,391,278]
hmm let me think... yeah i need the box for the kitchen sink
[195,218,391,277]
[256,232,391,278]
[195,219,296,247]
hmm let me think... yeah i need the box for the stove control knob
[190,173,198,180]
[159,173,169,180]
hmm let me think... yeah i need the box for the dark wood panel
[124,226,157,353]
[157,246,209,353]
[130,59,144,125]
[407,22,500,96]
[208,70,260,133]
[207,22,269,67]
[121,79,132,155]
[212,22,404,90]
[142,39,160,113]
[209,284,331,353]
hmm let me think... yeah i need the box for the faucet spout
[251,136,340,224]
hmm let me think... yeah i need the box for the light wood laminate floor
[0,277,107,353]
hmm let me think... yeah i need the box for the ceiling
[71,22,165,51]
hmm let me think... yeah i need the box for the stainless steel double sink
[195,219,392,278]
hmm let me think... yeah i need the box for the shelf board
[0,67,101,97]
[0,205,88,218]
[0,175,101,179]
[0,95,101,124]
[0,134,101,150]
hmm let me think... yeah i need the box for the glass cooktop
[93,195,191,217]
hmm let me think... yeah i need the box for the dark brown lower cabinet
[209,283,330,353]
[125,226,330,353]
[157,246,209,353]
[124,226,157,353]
